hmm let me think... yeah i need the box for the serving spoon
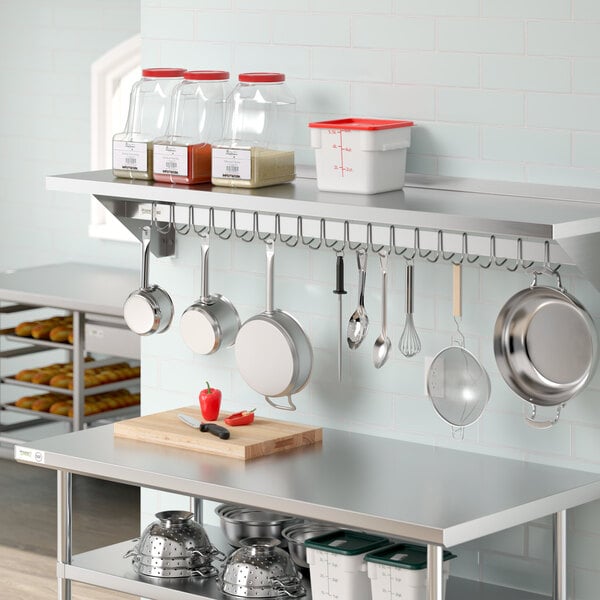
[373,251,391,368]
[347,250,369,349]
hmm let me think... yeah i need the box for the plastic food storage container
[113,67,186,180]
[212,72,296,189]
[365,543,456,600]
[309,118,414,194]
[305,530,388,600]
[153,70,230,185]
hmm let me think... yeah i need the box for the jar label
[154,144,188,177]
[212,147,251,181]
[113,141,148,172]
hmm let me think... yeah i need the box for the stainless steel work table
[15,424,600,600]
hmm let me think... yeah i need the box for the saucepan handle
[265,395,297,411]
[524,403,563,429]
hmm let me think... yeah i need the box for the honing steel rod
[333,252,347,381]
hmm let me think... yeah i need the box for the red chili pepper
[224,409,256,426]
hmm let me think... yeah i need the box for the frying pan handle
[524,403,563,429]
[266,240,275,313]
[140,226,152,290]
[265,395,297,411]
[200,239,210,301]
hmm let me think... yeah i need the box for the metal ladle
[373,251,391,369]
[347,250,369,349]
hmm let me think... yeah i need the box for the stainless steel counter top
[15,424,600,547]
[0,262,137,316]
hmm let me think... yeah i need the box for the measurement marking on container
[331,129,353,177]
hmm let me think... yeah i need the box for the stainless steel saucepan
[180,236,240,354]
[234,240,313,411]
[124,226,174,336]
[494,268,598,428]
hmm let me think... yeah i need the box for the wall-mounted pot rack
[46,169,600,290]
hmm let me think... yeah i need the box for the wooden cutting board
[113,406,322,460]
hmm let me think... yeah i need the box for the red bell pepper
[224,409,256,426]
[199,381,221,421]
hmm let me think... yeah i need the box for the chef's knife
[178,413,230,439]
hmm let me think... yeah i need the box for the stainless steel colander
[125,510,224,578]
[219,537,305,598]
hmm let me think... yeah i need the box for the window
[89,34,141,242]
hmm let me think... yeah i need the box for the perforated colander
[219,537,305,598]
[124,510,224,578]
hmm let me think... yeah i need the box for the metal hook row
[151,203,556,273]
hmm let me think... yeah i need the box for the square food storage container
[309,118,413,194]
[305,529,388,600]
[365,542,456,600]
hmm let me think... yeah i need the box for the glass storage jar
[212,72,296,189]
[153,71,229,185]
[112,67,186,180]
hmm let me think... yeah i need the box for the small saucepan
[180,237,240,354]
[124,226,174,336]
[235,240,313,411]
[494,269,598,428]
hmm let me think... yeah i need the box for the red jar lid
[142,68,187,78]
[239,72,285,83]
[184,70,230,81]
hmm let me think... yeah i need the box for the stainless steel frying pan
[494,269,598,428]
[234,240,313,411]
[124,226,174,336]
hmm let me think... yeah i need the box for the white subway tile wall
[138,2,600,597]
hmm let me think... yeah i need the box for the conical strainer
[427,263,490,436]
[219,537,305,598]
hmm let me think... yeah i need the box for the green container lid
[304,530,388,556]
[365,543,456,570]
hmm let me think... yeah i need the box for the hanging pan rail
[137,201,565,269]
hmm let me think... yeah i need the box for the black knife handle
[200,422,230,439]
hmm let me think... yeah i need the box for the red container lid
[239,72,285,83]
[309,118,414,131]
[184,70,230,81]
[142,68,187,78]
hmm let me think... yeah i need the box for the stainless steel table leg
[553,510,567,600]
[57,470,72,600]
[190,496,203,524]
[427,544,443,600]
[72,311,85,432]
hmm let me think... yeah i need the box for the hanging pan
[180,236,240,354]
[494,268,598,429]
[124,226,174,336]
[234,240,313,411]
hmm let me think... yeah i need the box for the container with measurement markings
[113,68,186,181]
[212,72,296,189]
[309,118,414,194]
[153,70,230,185]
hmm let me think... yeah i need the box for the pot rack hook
[191,206,210,237]
[346,221,367,252]
[324,219,346,253]
[463,232,480,264]
[152,202,175,234]
[211,207,233,240]
[506,238,534,272]
[276,214,300,248]
[390,226,408,257]
[257,212,276,242]
[299,216,324,250]
[233,210,257,243]
[175,205,192,235]
[477,235,497,269]
[367,222,392,254]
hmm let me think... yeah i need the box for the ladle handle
[200,239,210,301]
[357,250,367,307]
[379,252,388,336]
[266,240,275,313]
[140,226,151,290]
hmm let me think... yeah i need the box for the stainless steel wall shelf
[47,169,600,289]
